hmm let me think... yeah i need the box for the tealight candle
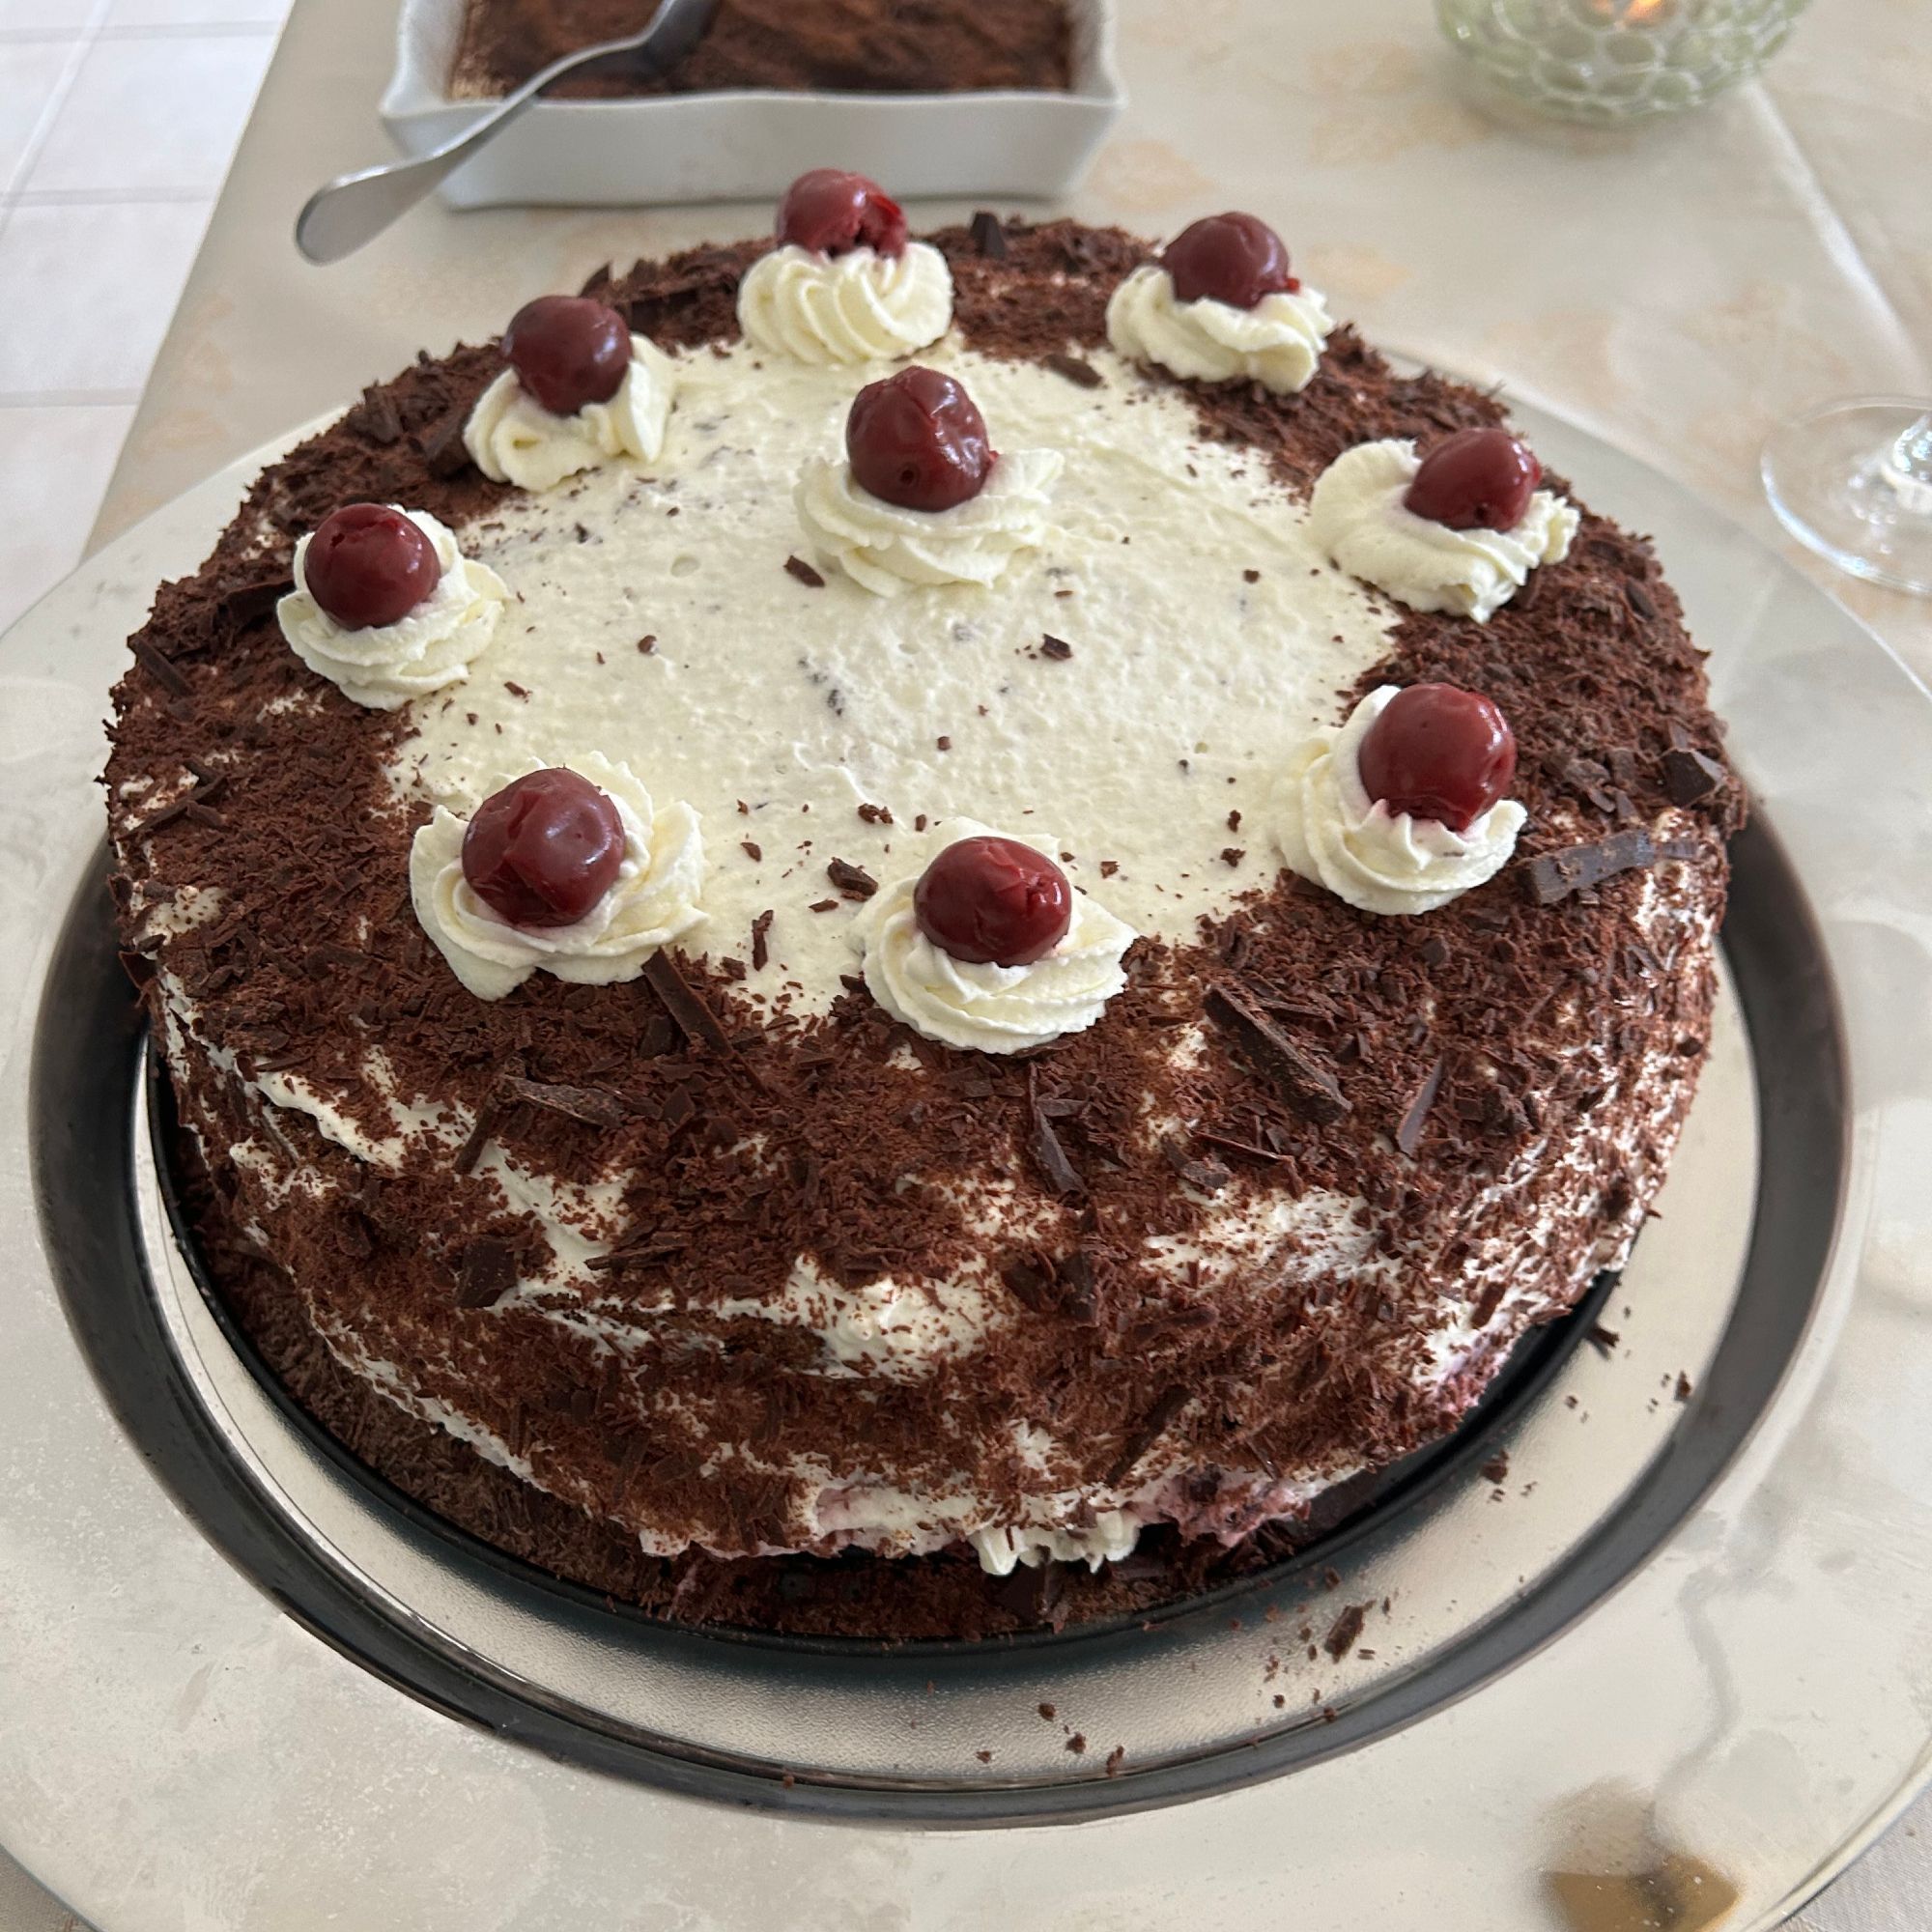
[1437,0,1808,123]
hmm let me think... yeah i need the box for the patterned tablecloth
[6,0,1927,1922]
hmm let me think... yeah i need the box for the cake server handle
[295,0,718,267]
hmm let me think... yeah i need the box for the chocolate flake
[827,858,877,899]
[1395,1056,1444,1159]
[751,909,774,972]
[641,951,733,1054]
[503,1075,629,1129]
[454,1092,500,1175]
[1039,633,1073,661]
[220,577,292,626]
[1043,352,1103,390]
[456,1237,519,1310]
[1480,1450,1511,1486]
[1205,983,1350,1124]
[1585,1322,1620,1358]
[1522,829,1699,905]
[783,554,826,588]
[1105,1383,1191,1486]
[1662,746,1727,806]
[968,210,1009,258]
[1323,1602,1370,1661]
[1625,575,1659,621]
[131,638,189,698]
[418,407,473,478]
[1162,1136,1231,1194]
[1027,1070,1084,1197]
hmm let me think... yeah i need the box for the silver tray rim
[3,380,1930,1930]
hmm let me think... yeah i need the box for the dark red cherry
[1358,685,1518,835]
[502,295,631,417]
[846,367,995,513]
[304,504,440,631]
[1403,428,1542,532]
[915,837,1072,968]
[776,168,907,258]
[461,769,626,930]
[1160,212,1299,310]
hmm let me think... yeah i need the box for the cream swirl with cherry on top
[1310,428,1578,622]
[465,294,678,493]
[275,502,506,710]
[855,826,1137,1054]
[795,365,1060,594]
[1107,213,1332,394]
[410,754,705,1000]
[737,169,953,365]
[1272,683,1526,915]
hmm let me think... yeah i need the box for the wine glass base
[1761,398,1932,598]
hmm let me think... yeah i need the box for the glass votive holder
[1436,0,1809,124]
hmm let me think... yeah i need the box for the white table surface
[6,0,1929,1922]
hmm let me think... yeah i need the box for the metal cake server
[296,0,718,265]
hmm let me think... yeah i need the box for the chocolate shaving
[417,407,473,478]
[1521,829,1700,905]
[1323,1602,1371,1661]
[1105,1383,1191,1486]
[1043,352,1103,389]
[1480,1450,1511,1486]
[1039,633,1073,661]
[348,385,404,445]
[130,638,188,698]
[1027,1069,1084,1197]
[1395,1056,1444,1158]
[641,951,733,1054]
[220,577,292,626]
[826,858,877,899]
[1205,983,1350,1124]
[455,1237,519,1309]
[1625,576,1659,621]
[1161,1136,1231,1194]
[1662,746,1727,806]
[751,909,774,972]
[1585,1322,1620,1358]
[137,772,228,834]
[502,1075,629,1129]
[454,1092,500,1175]
[968,210,1009,258]
[1001,1255,1058,1314]
[783,554,826,588]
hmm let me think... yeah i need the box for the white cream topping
[408,751,705,999]
[736,242,953,365]
[795,444,1063,597]
[853,821,1136,1054]
[1106,263,1333,395]
[1309,438,1579,622]
[275,508,506,711]
[463,335,677,493]
[1271,685,1526,916]
[396,340,1399,1019]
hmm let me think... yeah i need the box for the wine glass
[1761,400,1932,597]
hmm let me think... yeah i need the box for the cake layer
[108,221,1738,1607]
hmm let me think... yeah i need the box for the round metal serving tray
[4,387,1931,1930]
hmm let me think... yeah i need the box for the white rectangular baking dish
[382,0,1123,210]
